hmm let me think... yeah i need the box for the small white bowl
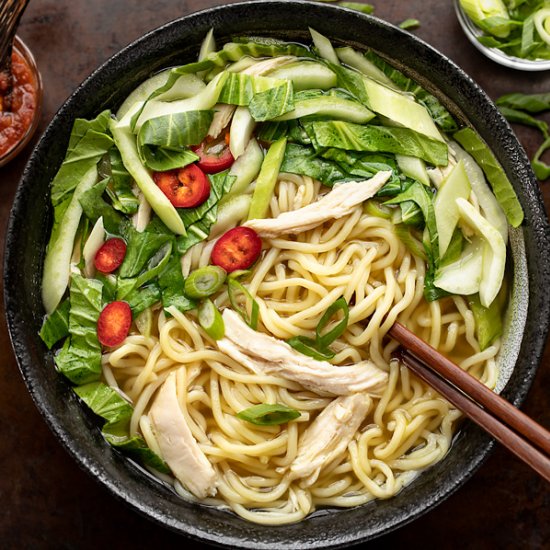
[454,0,550,71]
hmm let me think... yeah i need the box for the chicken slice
[218,309,387,397]
[149,372,217,498]
[289,393,371,486]
[244,170,392,238]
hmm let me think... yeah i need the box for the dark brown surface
[1,1,549,548]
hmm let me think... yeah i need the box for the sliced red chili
[97,301,132,347]
[153,164,210,208]
[94,238,127,273]
[192,132,235,174]
[211,226,262,273]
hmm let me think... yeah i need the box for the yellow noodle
[100,173,503,525]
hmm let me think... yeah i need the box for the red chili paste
[0,49,38,157]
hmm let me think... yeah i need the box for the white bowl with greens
[455,0,550,70]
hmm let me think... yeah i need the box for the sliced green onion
[135,307,153,337]
[228,269,253,281]
[287,297,349,360]
[236,404,301,426]
[287,336,336,360]
[228,278,259,330]
[198,299,225,340]
[316,297,349,349]
[184,265,227,299]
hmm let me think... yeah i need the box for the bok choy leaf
[304,120,448,166]
[75,381,170,473]
[453,127,523,227]
[119,227,172,279]
[39,299,70,349]
[138,110,214,149]
[100,148,140,215]
[248,81,295,121]
[55,274,103,384]
[51,111,114,206]
[363,51,458,133]
[74,381,133,424]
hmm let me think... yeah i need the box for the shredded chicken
[289,393,371,486]
[218,309,387,397]
[149,372,218,498]
[244,170,392,237]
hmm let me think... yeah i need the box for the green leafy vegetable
[531,136,550,180]
[102,421,170,473]
[119,227,172,278]
[453,127,523,227]
[498,105,549,137]
[140,146,199,172]
[468,292,504,350]
[138,110,214,149]
[98,148,140,215]
[459,0,550,60]
[74,382,170,473]
[385,182,438,252]
[496,91,550,113]
[54,275,103,384]
[125,284,162,317]
[135,241,174,288]
[236,404,301,426]
[78,178,124,234]
[363,51,458,132]
[273,88,374,124]
[304,120,448,166]
[39,299,70,349]
[248,81,295,121]
[51,111,113,206]
[74,381,133,424]
[158,254,198,313]
[394,224,427,260]
[280,143,350,186]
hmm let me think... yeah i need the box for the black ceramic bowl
[5,1,550,548]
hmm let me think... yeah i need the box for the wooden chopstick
[389,322,550,483]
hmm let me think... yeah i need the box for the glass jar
[0,35,43,167]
